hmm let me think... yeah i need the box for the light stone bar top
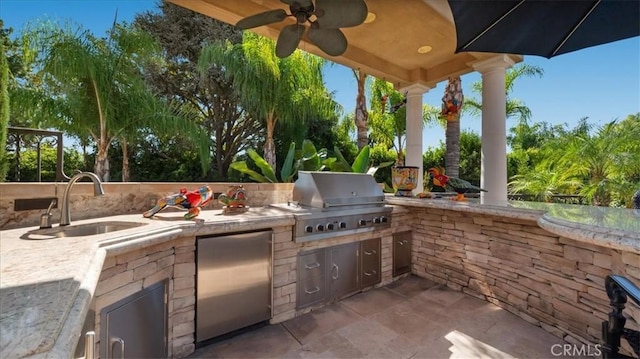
[386,196,640,253]
[0,207,294,359]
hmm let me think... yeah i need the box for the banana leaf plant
[329,145,394,175]
[229,140,328,183]
[296,140,328,172]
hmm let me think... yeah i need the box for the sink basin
[22,221,148,240]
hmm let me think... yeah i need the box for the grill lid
[293,171,386,209]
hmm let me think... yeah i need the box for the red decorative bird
[428,167,486,201]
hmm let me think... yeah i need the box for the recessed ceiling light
[364,12,376,23]
[417,45,433,54]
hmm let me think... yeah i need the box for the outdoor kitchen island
[0,198,411,359]
[2,187,638,358]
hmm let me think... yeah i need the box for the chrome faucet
[60,172,105,226]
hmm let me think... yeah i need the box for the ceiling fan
[235,0,368,58]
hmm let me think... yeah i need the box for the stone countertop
[0,207,294,359]
[386,196,640,253]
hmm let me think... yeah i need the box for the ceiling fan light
[418,45,433,54]
[364,12,376,24]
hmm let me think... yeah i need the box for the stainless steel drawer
[297,274,326,308]
[361,238,381,288]
[298,250,325,277]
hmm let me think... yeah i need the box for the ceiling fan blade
[315,0,368,28]
[307,27,347,56]
[281,0,313,7]
[276,24,306,58]
[236,9,288,29]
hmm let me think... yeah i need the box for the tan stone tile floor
[189,275,585,359]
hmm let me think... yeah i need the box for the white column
[399,83,433,195]
[473,55,514,205]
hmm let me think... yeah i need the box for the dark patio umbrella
[448,0,640,58]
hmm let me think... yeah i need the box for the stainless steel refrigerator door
[196,231,273,342]
[100,280,167,359]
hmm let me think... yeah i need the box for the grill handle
[323,201,386,208]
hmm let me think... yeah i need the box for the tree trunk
[355,71,369,150]
[441,76,463,178]
[215,121,224,180]
[264,112,277,169]
[0,41,9,182]
[14,135,21,181]
[92,76,110,181]
[121,138,130,182]
[396,132,405,166]
[95,141,110,182]
[445,118,460,178]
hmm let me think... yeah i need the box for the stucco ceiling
[168,0,521,89]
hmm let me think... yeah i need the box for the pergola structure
[168,0,522,204]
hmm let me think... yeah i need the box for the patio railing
[508,194,588,205]
[601,275,640,359]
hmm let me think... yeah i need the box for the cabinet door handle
[305,262,320,270]
[398,240,409,246]
[364,270,377,276]
[305,286,320,294]
[364,249,377,255]
[332,264,339,280]
[111,337,125,359]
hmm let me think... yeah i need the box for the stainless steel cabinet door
[196,231,272,342]
[100,280,167,359]
[393,231,412,276]
[360,238,381,288]
[328,242,359,299]
[297,249,326,309]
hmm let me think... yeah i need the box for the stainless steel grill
[271,171,392,242]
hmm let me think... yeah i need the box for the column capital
[472,54,515,73]
[399,83,434,96]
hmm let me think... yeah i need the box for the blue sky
[2,0,639,148]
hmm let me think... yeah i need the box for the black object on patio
[601,274,640,359]
[448,0,640,58]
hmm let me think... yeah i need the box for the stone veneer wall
[271,207,413,323]
[0,182,293,230]
[94,236,196,358]
[410,207,639,354]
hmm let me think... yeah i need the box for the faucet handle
[39,198,57,229]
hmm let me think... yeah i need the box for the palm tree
[368,78,439,167]
[440,76,464,178]
[465,63,544,123]
[560,120,638,206]
[368,78,407,164]
[27,21,208,181]
[508,159,582,202]
[353,70,369,150]
[199,32,338,169]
